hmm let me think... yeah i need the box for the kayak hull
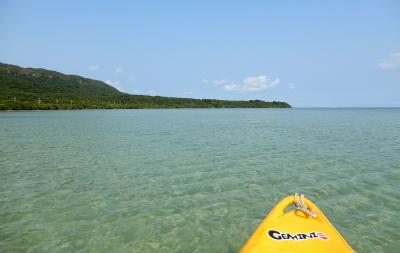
[239,196,354,253]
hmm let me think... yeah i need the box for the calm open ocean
[1,109,399,253]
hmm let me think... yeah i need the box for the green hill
[0,63,291,110]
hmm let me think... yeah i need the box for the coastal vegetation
[0,63,291,110]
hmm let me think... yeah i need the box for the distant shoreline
[0,62,291,110]
[2,107,400,112]
[0,107,293,112]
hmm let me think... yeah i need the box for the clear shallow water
[0,109,399,253]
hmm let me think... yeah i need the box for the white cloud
[88,65,99,71]
[289,83,295,90]
[201,79,209,84]
[146,90,157,96]
[114,67,124,74]
[378,52,400,69]
[223,83,239,91]
[104,80,123,91]
[242,75,279,91]
[211,75,280,92]
[213,79,227,85]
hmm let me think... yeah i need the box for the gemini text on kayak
[268,230,329,241]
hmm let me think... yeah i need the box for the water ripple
[1,109,399,253]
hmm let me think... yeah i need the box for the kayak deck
[239,195,354,253]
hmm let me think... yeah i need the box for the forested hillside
[0,63,291,110]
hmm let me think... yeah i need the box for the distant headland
[0,63,291,110]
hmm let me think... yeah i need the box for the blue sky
[0,1,399,107]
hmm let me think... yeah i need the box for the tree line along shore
[0,62,291,110]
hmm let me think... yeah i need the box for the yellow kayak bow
[239,194,355,253]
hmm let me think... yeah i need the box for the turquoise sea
[1,109,399,253]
